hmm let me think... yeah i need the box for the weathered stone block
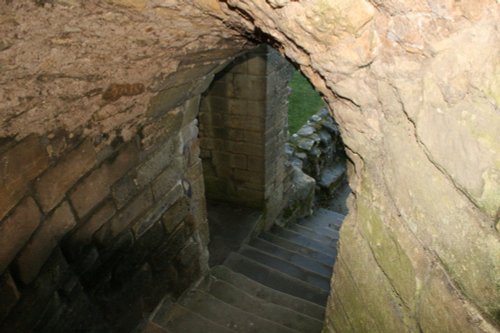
[148,83,193,118]
[0,135,49,219]
[246,53,267,76]
[70,142,138,217]
[95,187,153,246]
[161,197,190,234]
[0,196,41,274]
[133,182,184,237]
[64,201,116,260]
[226,141,263,157]
[182,96,201,127]
[203,96,229,115]
[136,138,177,187]
[36,140,96,213]
[16,201,76,284]
[228,115,264,132]
[0,271,19,321]
[212,151,248,169]
[185,137,201,167]
[233,74,266,101]
[244,130,265,144]
[152,167,182,201]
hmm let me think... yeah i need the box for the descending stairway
[142,208,345,333]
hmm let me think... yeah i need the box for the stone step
[289,221,339,240]
[298,208,344,230]
[150,303,236,333]
[318,163,345,190]
[142,321,172,333]
[260,232,335,266]
[211,266,325,321]
[224,252,329,306]
[287,224,339,247]
[239,245,331,290]
[199,275,324,332]
[249,237,332,277]
[179,289,299,333]
[270,226,337,255]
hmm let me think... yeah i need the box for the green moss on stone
[357,197,417,309]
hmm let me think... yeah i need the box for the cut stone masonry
[0,0,499,332]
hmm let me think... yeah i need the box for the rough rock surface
[1,0,499,332]
[218,1,500,331]
[0,0,247,142]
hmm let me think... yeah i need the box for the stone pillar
[199,45,293,226]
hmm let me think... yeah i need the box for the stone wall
[287,108,345,201]
[0,29,250,329]
[0,99,210,331]
[200,45,294,227]
[280,108,346,223]
[0,39,293,331]
[1,1,499,332]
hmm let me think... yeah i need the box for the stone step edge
[239,244,333,281]
[282,225,339,249]
[271,225,337,254]
[224,252,329,301]
[289,223,339,242]
[260,232,336,265]
[300,208,345,227]
[156,303,237,333]
[250,236,333,275]
[200,274,324,328]
[210,265,326,320]
[178,289,302,333]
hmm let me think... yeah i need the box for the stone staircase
[142,208,344,333]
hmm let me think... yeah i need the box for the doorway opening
[145,44,351,332]
[197,44,349,266]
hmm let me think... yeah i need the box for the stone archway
[0,1,498,332]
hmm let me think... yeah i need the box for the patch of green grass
[287,70,326,134]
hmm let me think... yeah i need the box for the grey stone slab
[290,222,339,240]
[249,237,332,277]
[238,245,331,290]
[318,164,345,189]
[152,303,235,333]
[200,276,323,332]
[259,232,335,266]
[210,266,325,321]
[270,226,336,255]
[297,208,345,230]
[223,252,329,306]
[287,224,339,245]
[179,289,299,333]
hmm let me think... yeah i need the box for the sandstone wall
[219,1,500,331]
[0,0,499,332]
